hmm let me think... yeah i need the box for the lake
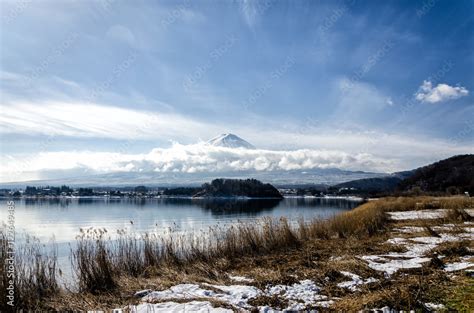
[0,197,361,284]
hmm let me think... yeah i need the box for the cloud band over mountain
[1,142,395,183]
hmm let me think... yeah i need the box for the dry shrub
[72,228,117,293]
[0,227,59,311]
[445,208,472,222]
[303,200,389,239]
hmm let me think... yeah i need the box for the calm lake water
[0,197,361,284]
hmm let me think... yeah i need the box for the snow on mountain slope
[207,133,256,149]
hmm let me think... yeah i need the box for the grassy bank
[1,196,473,311]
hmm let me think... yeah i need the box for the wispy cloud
[415,80,469,103]
[0,101,220,140]
[238,0,274,29]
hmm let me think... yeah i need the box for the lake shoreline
[0,194,364,201]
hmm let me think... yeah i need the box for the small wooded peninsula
[164,178,283,198]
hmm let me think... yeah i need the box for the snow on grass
[362,225,473,276]
[410,234,460,245]
[133,289,152,297]
[129,301,232,313]
[424,303,445,310]
[362,235,459,275]
[141,283,261,309]
[142,284,216,302]
[382,237,438,258]
[386,237,409,245]
[204,284,262,308]
[266,279,328,307]
[361,255,431,276]
[387,209,446,220]
[228,275,254,283]
[365,303,443,312]
[388,209,474,221]
[392,226,425,233]
[444,256,474,272]
[336,271,378,292]
[135,279,332,311]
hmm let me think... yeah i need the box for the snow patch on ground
[386,237,409,245]
[424,302,445,310]
[142,284,216,302]
[205,283,261,308]
[361,226,473,276]
[360,216,474,276]
[393,226,425,233]
[387,210,446,220]
[336,271,378,291]
[134,280,332,311]
[444,256,474,272]
[266,279,330,309]
[129,301,232,313]
[141,283,261,309]
[361,255,431,276]
[388,209,474,221]
[228,275,254,283]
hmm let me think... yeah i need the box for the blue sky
[0,0,473,182]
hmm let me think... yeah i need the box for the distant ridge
[333,154,474,195]
[397,154,474,194]
[207,133,256,149]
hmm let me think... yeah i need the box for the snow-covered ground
[361,213,474,277]
[127,279,336,312]
[129,301,232,313]
[388,209,474,220]
[336,271,378,292]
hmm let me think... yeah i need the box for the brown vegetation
[1,196,473,311]
[0,231,58,312]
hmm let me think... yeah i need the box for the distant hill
[397,154,474,194]
[193,178,283,198]
[333,170,415,195]
[335,176,404,193]
[333,155,474,196]
[0,168,384,188]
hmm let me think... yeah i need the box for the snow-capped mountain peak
[207,133,256,149]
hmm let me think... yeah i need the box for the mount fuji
[207,133,256,149]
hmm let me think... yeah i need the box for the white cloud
[0,142,394,183]
[415,80,469,103]
[2,135,473,183]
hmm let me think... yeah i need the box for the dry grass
[0,228,59,311]
[70,200,392,295]
[73,228,117,293]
